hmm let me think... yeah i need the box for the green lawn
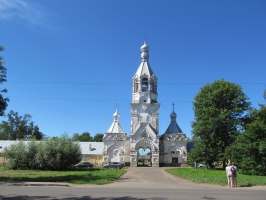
[166,168,266,186]
[0,167,126,185]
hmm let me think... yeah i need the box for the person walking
[231,162,237,187]
[226,162,233,187]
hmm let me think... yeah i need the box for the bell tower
[129,42,160,167]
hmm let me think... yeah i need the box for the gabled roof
[78,142,103,155]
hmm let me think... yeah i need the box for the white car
[198,163,206,168]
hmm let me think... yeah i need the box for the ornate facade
[103,42,187,167]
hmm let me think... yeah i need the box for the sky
[0,0,265,140]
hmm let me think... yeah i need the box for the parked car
[197,163,206,168]
[74,162,94,168]
[103,162,124,169]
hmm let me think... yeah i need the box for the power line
[6,81,266,85]
[8,96,264,103]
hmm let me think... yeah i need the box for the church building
[103,42,188,167]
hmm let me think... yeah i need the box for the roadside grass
[165,168,266,187]
[0,167,126,185]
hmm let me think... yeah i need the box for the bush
[3,134,82,170]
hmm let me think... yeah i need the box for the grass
[166,167,266,187]
[0,167,126,185]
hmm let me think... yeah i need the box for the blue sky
[0,0,265,139]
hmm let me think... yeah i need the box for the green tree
[93,133,104,142]
[35,133,82,170]
[3,133,82,170]
[0,46,9,116]
[225,105,266,175]
[78,132,93,141]
[190,79,250,168]
[72,133,79,141]
[0,110,45,140]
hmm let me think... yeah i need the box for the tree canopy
[72,132,104,142]
[189,79,251,167]
[93,133,104,142]
[0,110,45,140]
[225,104,266,175]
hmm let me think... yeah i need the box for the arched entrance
[137,147,152,167]
[134,139,154,167]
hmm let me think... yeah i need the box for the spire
[165,103,183,134]
[170,103,177,121]
[107,105,125,133]
[134,41,154,78]
[113,103,120,122]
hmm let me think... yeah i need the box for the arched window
[147,116,150,122]
[141,78,148,91]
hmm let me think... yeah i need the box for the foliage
[93,133,104,142]
[75,132,93,141]
[0,110,45,140]
[190,79,250,168]
[166,168,266,186]
[35,133,82,170]
[0,167,126,185]
[225,104,266,176]
[3,133,82,170]
[72,132,103,142]
[0,45,9,116]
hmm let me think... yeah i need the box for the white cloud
[0,0,46,26]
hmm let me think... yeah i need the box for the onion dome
[141,41,149,61]
[170,111,177,121]
[113,109,120,121]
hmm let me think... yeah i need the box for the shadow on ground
[0,195,155,200]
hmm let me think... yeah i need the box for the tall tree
[190,79,250,168]
[0,110,45,140]
[225,104,266,175]
[0,46,9,116]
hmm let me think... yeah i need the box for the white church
[102,42,188,167]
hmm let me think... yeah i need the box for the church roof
[165,117,183,134]
[134,41,155,78]
[106,109,125,134]
[163,105,183,134]
[135,61,154,78]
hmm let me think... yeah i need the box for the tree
[93,133,104,142]
[77,132,93,142]
[72,133,79,141]
[225,105,266,175]
[0,110,45,140]
[190,79,250,168]
[0,46,9,116]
